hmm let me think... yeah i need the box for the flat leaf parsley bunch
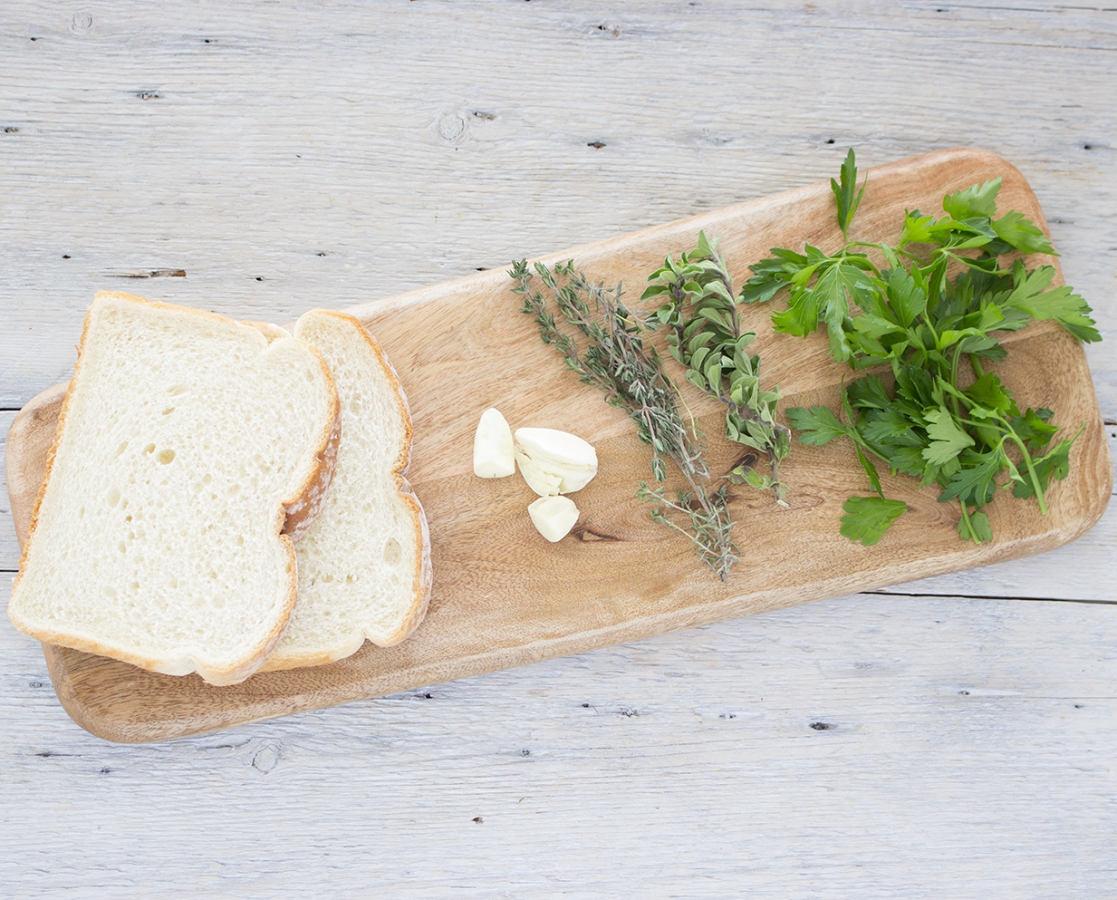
[742,150,1101,545]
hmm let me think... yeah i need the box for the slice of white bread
[7,292,341,686]
[257,310,432,671]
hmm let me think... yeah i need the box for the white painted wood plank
[2,591,1116,898]
[1,1,1114,413]
[0,412,16,569]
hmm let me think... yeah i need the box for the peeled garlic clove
[514,427,598,494]
[528,495,580,542]
[473,408,515,478]
[515,447,562,496]
[515,427,597,469]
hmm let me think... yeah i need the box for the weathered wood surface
[6,149,1112,742]
[2,0,1116,895]
[3,593,1117,898]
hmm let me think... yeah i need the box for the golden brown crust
[8,291,340,686]
[282,409,342,542]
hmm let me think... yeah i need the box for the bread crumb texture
[8,292,338,685]
[260,310,431,670]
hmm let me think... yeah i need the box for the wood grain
[6,149,1111,742]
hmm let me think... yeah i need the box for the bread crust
[7,291,342,686]
[258,310,432,672]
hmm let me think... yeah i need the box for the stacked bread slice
[7,292,431,685]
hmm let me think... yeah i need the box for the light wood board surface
[7,148,1111,742]
[3,1,1117,896]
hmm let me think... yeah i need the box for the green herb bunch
[641,231,791,504]
[510,258,738,580]
[741,149,1101,545]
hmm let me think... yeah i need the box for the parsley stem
[958,503,981,543]
[949,343,965,420]
[998,419,1049,516]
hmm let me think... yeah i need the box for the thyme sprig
[510,258,738,580]
[642,231,791,503]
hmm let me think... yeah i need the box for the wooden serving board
[6,148,1112,743]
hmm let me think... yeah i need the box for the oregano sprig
[641,231,791,503]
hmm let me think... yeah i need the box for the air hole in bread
[162,407,174,416]
[143,443,155,455]
[383,538,402,565]
[107,487,121,507]
[116,441,128,457]
[202,473,212,485]
[166,384,188,396]
[157,448,176,465]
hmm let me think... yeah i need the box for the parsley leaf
[922,407,975,465]
[786,406,851,445]
[840,496,908,546]
[832,148,866,238]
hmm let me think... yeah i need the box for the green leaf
[922,408,975,465]
[964,372,1016,417]
[991,211,1055,255]
[787,405,851,445]
[900,210,936,247]
[860,406,916,444]
[938,449,1003,507]
[885,267,927,328]
[1013,437,1076,499]
[1010,407,1059,452]
[840,496,908,546]
[846,374,891,411]
[1002,264,1102,341]
[960,510,994,543]
[943,178,1002,220]
[831,148,867,237]
[772,284,824,337]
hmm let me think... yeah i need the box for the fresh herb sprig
[511,258,738,580]
[742,149,1101,545]
[641,231,791,503]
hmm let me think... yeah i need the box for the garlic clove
[473,408,516,478]
[515,447,563,496]
[514,427,598,494]
[515,427,597,469]
[527,495,580,542]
